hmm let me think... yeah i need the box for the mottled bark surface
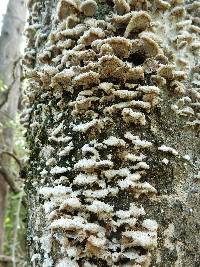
[23,0,199,266]
[0,0,26,255]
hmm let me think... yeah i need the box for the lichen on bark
[23,0,200,266]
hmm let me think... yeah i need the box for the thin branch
[0,109,13,120]
[0,167,27,207]
[0,57,21,109]
[0,151,22,169]
[0,167,21,193]
[0,255,13,262]
[0,88,10,108]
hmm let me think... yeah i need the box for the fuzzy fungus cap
[122,108,146,125]
[141,35,161,57]
[51,69,75,89]
[129,0,148,11]
[155,0,171,10]
[158,65,175,80]
[66,15,80,28]
[122,230,157,249]
[57,0,80,20]
[73,71,100,87]
[80,0,97,16]
[105,37,132,58]
[114,0,130,15]
[124,11,151,37]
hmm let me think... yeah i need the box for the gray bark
[0,0,26,256]
[24,0,200,266]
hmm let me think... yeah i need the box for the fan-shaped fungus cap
[80,0,97,16]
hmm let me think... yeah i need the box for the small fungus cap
[80,0,97,17]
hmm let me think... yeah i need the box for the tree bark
[0,0,26,255]
[24,0,200,266]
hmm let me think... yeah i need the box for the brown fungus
[66,15,80,28]
[105,37,132,58]
[113,0,130,15]
[122,108,146,125]
[124,11,151,37]
[80,0,97,17]
[73,71,100,87]
[158,65,175,80]
[141,35,161,57]
[57,0,80,20]
[128,0,148,11]
[51,69,75,89]
[155,0,171,10]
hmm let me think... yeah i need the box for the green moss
[95,3,113,20]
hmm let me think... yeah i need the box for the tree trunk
[0,0,26,256]
[24,0,200,266]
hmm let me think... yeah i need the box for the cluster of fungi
[22,0,199,266]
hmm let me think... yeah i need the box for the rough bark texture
[23,0,200,266]
[0,0,26,255]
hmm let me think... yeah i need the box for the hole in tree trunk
[127,52,146,66]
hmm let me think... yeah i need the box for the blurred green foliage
[0,79,5,92]
[4,192,27,267]
[0,79,8,95]
[3,112,28,267]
